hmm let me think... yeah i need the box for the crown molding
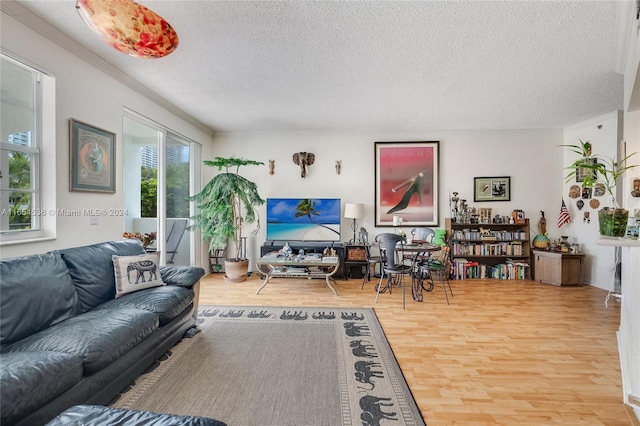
[1,1,214,136]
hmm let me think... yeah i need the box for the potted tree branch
[190,157,265,282]
[562,140,638,237]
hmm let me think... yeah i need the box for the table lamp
[344,203,365,243]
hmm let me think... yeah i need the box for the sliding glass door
[123,112,200,266]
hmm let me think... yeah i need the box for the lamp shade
[344,203,365,219]
[76,0,179,58]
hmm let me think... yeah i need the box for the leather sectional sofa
[0,239,205,426]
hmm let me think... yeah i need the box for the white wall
[563,111,623,290]
[206,129,564,269]
[0,11,214,259]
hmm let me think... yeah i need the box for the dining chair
[360,228,382,289]
[426,247,453,304]
[375,233,412,309]
[411,227,435,243]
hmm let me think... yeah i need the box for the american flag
[558,199,571,228]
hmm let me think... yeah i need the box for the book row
[451,242,525,256]
[451,259,529,280]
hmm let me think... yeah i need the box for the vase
[598,207,629,237]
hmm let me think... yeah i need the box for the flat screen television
[266,198,341,241]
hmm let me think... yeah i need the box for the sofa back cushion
[58,239,145,312]
[0,252,81,346]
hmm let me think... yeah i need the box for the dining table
[395,242,442,303]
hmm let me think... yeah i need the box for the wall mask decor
[292,152,315,178]
[268,159,275,175]
[335,160,341,175]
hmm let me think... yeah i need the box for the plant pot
[598,207,629,237]
[224,259,249,282]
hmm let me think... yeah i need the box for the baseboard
[623,403,640,426]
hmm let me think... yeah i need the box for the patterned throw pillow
[112,253,165,297]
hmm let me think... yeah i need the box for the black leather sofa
[0,240,205,426]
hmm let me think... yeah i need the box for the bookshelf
[445,218,531,280]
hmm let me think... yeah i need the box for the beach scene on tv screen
[266,198,341,241]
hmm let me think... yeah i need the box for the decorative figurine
[335,160,341,175]
[268,159,275,175]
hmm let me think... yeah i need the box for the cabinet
[445,218,531,280]
[533,250,584,286]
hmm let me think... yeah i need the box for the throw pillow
[112,253,165,297]
[432,229,447,246]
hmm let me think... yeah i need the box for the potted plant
[190,157,265,282]
[562,139,638,237]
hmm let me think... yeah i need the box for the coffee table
[255,253,340,295]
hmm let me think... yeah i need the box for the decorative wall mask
[292,152,315,178]
[576,199,584,210]
[589,199,600,209]
[583,211,590,223]
[568,185,580,199]
[335,160,341,175]
[268,159,275,175]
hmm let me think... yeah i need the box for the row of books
[451,242,524,256]
[451,230,527,241]
[451,259,529,280]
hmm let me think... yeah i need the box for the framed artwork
[69,118,116,193]
[474,176,511,202]
[576,158,597,182]
[374,141,439,227]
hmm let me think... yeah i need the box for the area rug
[112,305,425,426]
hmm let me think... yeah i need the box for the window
[0,55,41,234]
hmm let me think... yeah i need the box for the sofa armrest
[159,266,205,289]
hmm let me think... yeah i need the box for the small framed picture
[625,225,639,238]
[474,176,510,202]
[69,119,116,193]
[576,158,597,183]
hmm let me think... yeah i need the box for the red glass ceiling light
[76,0,179,58]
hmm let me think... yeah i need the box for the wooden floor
[198,272,632,425]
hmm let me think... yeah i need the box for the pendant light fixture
[76,0,179,58]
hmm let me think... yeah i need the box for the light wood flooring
[198,272,632,425]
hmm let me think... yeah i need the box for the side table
[533,249,585,286]
[344,244,368,279]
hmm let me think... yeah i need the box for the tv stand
[260,241,345,278]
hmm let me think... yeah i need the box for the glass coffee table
[255,253,340,295]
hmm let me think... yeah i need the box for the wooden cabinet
[533,250,585,286]
[445,218,531,280]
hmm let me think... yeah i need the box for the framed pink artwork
[374,141,439,227]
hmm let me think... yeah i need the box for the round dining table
[395,242,441,302]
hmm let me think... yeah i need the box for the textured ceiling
[4,1,625,133]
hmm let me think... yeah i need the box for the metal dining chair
[360,228,382,289]
[411,227,435,243]
[375,233,412,309]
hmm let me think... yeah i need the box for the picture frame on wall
[374,141,439,227]
[69,118,116,193]
[474,176,511,202]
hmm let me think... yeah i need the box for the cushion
[94,285,194,325]
[432,229,447,246]
[58,239,146,311]
[113,253,165,297]
[3,309,158,375]
[160,265,206,288]
[1,352,83,426]
[0,252,81,346]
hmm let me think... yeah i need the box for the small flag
[558,199,571,228]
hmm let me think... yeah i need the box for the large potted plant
[190,157,265,282]
[562,140,638,237]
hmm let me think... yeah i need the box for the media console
[260,241,346,279]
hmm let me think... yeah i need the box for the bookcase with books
[445,218,531,280]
